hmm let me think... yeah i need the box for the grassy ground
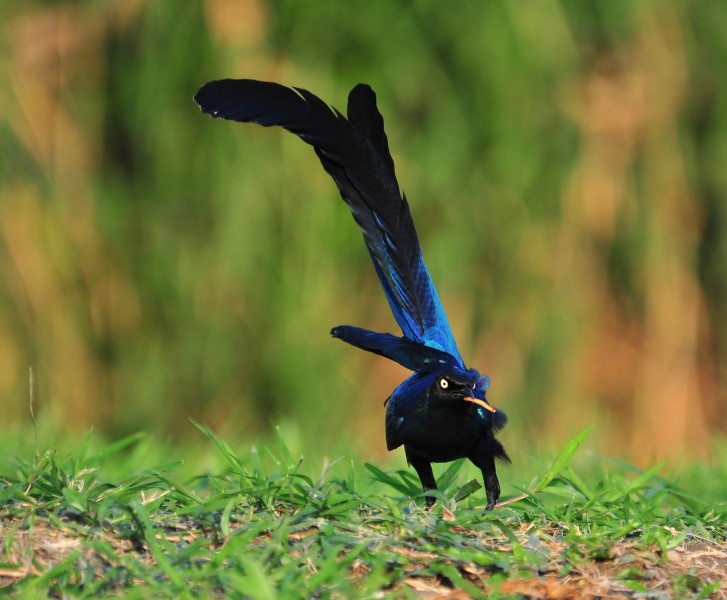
[0,427,724,598]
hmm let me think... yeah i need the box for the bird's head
[429,368,497,414]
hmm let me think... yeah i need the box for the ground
[0,429,724,598]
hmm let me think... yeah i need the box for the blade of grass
[437,458,467,491]
[128,499,191,598]
[535,426,592,492]
[92,432,147,461]
[364,463,417,496]
[604,462,666,502]
[454,479,482,502]
[191,419,245,475]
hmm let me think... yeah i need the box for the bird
[194,79,509,510]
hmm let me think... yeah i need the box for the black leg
[470,444,500,510]
[405,446,437,510]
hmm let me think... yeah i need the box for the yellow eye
[439,378,449,389]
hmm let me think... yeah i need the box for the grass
[1,427,724,598]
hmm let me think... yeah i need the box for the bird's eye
[439,378,449,389]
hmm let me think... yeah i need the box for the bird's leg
[405,447,437,510]
[470,445,500,510]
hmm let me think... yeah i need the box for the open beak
[464,396,497,413]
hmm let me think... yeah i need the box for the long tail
[194,79,464,365]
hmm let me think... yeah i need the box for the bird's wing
[194,79,464,364]
[330,326,459,373]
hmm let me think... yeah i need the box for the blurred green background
[1,0,725,466]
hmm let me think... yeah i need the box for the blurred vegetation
[0,0,725,463]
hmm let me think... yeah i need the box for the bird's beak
[464,396,497,413]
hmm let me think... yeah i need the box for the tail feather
[194,79,465,365]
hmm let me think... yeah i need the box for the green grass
[1,428,724,598]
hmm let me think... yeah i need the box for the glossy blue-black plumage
[330,326,459,373]
[194,79,508,509]
[194,79,463,364]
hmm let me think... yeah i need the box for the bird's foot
[484,491,500,511]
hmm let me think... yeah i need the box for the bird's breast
[385,385,485,460]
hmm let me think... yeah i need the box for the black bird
[194,80,509,509]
